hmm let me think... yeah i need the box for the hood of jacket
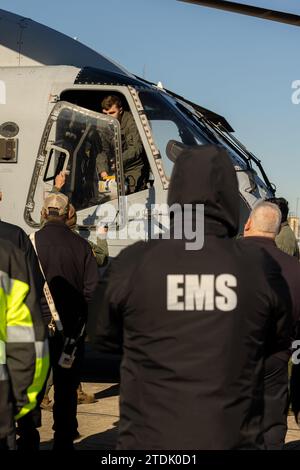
[167,144,239,237]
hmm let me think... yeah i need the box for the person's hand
[97,224,108,240]
[100,171,108,180]
[98,225,108,235]
[55,171,66,190]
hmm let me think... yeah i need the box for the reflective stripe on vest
[6,325,35,343]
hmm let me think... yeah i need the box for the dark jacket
[239,236,300,361]
[0,220,44,297]
[35,221,99,337]
[88,145,292,450]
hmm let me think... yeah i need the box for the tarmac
[39,381,119,450]
[38,346,300,450]
[39,383,300,451]
[39,346,121,451]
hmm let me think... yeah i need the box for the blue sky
[2,0,300,213]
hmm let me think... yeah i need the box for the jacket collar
[243,236,276,247]
[42,220,69,230]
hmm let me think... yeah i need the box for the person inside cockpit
[97,94,149,193]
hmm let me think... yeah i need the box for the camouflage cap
[43,192,69,216]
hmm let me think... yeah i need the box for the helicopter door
[24,101,123,232]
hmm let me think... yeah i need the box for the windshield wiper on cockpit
[211,122,276,195]
[178,100,275,195]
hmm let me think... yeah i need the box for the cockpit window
[25,102,122,228]
[138,90,273,200]
[138,91,209,177]
[45,108,120,212]
[174,99,274,195]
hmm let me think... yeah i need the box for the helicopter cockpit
[24,68,274,244]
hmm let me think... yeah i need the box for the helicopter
[0,4,295,256]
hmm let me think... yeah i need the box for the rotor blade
[178,0,300,27]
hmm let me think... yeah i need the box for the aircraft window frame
[60,87,153,196]
[52,108,123,211]
[210,123,275,195]
[43,145,70,182]
[24,101,123,228]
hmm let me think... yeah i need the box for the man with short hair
[34,192,99,450]
[266,197,299,259]
[97,94,149,193]
[242,200,300,449]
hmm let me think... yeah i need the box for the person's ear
[243,217,251,236]
[68,204,75,218]
[41,208,47,220]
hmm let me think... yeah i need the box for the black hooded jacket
[88,145,292,450]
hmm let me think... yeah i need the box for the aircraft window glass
[45,107,120,211]
[176,100,269,183]
[208,125,274,191]
[0,122,19,138]
[60,90,151,195]
[138,91,209,178]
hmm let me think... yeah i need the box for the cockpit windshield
[138,90,253,176]
[168,94,273,195]
[138,89,273,200]
[138,91,209,177]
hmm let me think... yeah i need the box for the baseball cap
[43,192,69,216]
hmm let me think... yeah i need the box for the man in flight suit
[88,144,292,450]
[97,95,149,193]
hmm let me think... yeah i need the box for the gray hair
[250,201,282,234]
